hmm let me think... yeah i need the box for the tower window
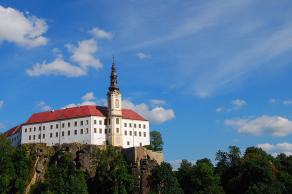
[116,118,119,124]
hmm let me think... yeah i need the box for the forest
[0,133,292,194]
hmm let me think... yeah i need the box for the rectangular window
[81,129,83,134]
[86,120,89,125]
[56,132,58,137]
[29,135,31,140]
[62,123,65,128]
[99,128,102,134]
[50,133,52,138]
[75,130,77,135]
[68,122,70,127]
[105,129,107,134]
[25,128,27,132]
[81,121,83,126]
[33,135,35,140]
[143,124,146,129]
[68,130,70,136]
[129,123,132,128]
[108,128,111,134]
[124,130,127,135]
[56,124,59,129]
[43,126,45,130]
[34,127,36,131]
[75,121,77,126]
[139,132,141,137]
[144,132,146,137]
[134,124,136,128]
[127,141,130,145]
[94,120,97,124]
[29,128,32,132]
[43,134,45,139]
[134,131,137,136]
[94,128,97,133]
[86,128,89,134]
[124,123,127,127]
[62,131,64,136]
[108,119,111,125]
[116,118,119,124]
[99,120,102,125]
[39,126,41,131]
[130,131,132,136]
[139,124,141,128]
[116,128,119,133]
[104,119,107,125]
[50,125,53,129]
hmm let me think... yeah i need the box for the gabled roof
[24,105,146,125]
[3,125,21,137]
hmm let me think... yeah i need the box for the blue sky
[1,0,292,166]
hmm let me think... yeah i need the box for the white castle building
[4,60,150,148]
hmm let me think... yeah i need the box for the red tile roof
[3,125,21,137]
[24,105,146,125]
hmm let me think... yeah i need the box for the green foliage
[146,131,164,151]
[31,151,88,194]
[0,135,32,194]
[149,162,183,194]
[177,159,224,194]
[90,146,134,194]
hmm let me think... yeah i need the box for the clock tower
[107,57,123,146]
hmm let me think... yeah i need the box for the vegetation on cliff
[1,133,292,194]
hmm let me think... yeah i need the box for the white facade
[20,115,150,148]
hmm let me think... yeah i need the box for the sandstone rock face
[22,143,163,194]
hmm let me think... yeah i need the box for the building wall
[7,131,21,147]
[18,116,150,148]
[122,119,150,148]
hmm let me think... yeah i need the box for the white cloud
[150,99,166,107]
[283,100,292,105]
[26,58,86,77]
[0,5,48,48]
[0,100,3,109]
[258,142,292,156]
[231,99,247,109]
[37,101,52,111]
[66,39,103,70]
[82,92,96,101]
[215,107,224,113]
[122,99,175,124]
[137,52,151,60]
[225,115,292,137]
[89,27,113,39]
[168,160,183,170]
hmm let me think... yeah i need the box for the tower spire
[109,56,119,92]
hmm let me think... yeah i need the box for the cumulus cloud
[37,101,52,111]
[136,52,151,59]
[269,98,278,104]
[150,99,166,107]
[26,27,110,77]
[122,99,175,124]
[231,99,247,109]
[0,5,48,48]
[258,142,292,156]
[82,92,96,101]
[26,58,86,77]
[66,39,103,70]
[225,115,292,137]
[0,100,3,109]
[89,27,113,39]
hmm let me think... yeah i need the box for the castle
[4,60,150,148]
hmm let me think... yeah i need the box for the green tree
[149,162,183,194]
[146,131,164,151]
[90,146,134,194]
